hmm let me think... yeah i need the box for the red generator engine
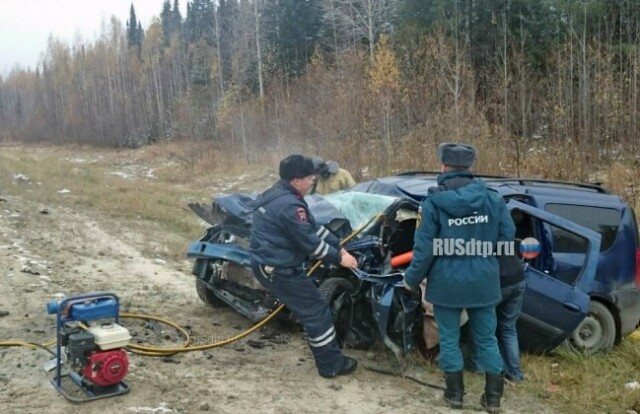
[48,293,131,402]
[63,323,130,388]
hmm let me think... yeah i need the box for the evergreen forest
[1,1,639,178]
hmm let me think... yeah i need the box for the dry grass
[520,341,640,413]
[0,141,276,261]
[1,139,640,412]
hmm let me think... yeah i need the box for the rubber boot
[319,356,357,378]
[443,371,464,409]
[480,372,504,413]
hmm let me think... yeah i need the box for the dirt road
[0,151,555,414]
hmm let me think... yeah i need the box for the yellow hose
[0,341,38,350]
[121,307,283,356]
[0,213,385,356]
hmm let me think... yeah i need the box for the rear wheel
[319,278,355,347]
[566,301,616,354]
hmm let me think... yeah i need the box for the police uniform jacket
[404,170,516,308]
[249,179,342,268]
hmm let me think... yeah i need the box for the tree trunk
[254,0,264,104]
[214,10,226,95]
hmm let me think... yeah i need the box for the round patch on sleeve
[295,207,308,223]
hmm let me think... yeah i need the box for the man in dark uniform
[468,246,527,383]
[402,143,515,413]
[249,154,359,378]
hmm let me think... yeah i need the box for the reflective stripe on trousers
[251,261,345,377]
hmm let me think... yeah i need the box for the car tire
[319,278,355,346]
[566,301,615,354]
[195,278,228,308]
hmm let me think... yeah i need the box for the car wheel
[195,278,228,308]
[319,278,355,346]
[566,301,615,354]
[193,258,228,308]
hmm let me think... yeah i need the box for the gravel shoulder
[0,148,557,414]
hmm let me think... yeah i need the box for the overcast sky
[0,0,186,75]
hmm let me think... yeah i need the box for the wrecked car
[352,172,640,354]
[188,191,424,355]
[188,172,638,355]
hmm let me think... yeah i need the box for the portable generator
[46,292,131,402]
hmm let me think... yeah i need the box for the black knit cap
[279,154,317,180]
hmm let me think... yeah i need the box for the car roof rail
[396,170,508,179]
[395,170,441,176]
[395,171,609,194]
[484,178,610,194]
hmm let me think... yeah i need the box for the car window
[513,211,591,286]
[511,209,533,240]
[545,204,620,252]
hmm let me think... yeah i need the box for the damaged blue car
[188,191,424,355]
[187,172,639,355]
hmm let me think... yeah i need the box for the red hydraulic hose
[391,251,413,267]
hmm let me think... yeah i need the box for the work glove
[402,278,416,292]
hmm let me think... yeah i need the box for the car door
[507,200,601,353]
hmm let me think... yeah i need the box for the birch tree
[322,0,394,62]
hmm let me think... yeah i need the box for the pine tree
[127,4,137,47]
[184,0,216,87]
[184,1,193,42]
[161,0,173,46]
[172,0,183,36]
[184,0,214,44]
[263,0,322,75]
[127,3,142,50]
[218,0,239,85]
[159,0,182,46]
